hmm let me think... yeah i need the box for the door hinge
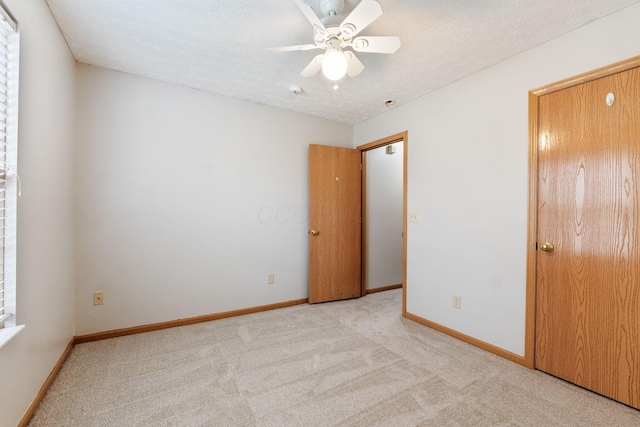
[360,163,363,170]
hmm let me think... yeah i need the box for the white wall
[3,3,639,424]
[0,1,76,426]
[74,65,352,335]
[354,3,640,356]
[366,142,403,289]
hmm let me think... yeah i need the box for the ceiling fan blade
[294,0,328,37]
[351,36,400,54]
[268,44,321,53]
[301,54,324,77]
[345,51,364,77]
[340,0,383,38]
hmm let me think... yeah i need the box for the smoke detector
[289,86,303,95]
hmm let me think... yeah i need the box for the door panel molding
[530,56,640,97]
[526,55,640,378]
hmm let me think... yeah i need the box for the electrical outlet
[268,273,275,284]
[409,211,419,223]
[93,292,104,306]
[452,295,461,309]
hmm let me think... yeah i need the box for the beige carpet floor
[29,289,639,426]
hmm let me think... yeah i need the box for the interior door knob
[540,242,554,252]
[309,230,319,236]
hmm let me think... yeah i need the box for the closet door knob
[540,242,554,252]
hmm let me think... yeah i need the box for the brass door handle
[309,230,319,236]
[540,242,554,252]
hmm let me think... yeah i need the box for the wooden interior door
[308,144,361,304]
[535,66,640,409]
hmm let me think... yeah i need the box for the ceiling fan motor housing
[315,19,341,43]
[319,15,344,29]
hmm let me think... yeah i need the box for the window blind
[0,4,18,329]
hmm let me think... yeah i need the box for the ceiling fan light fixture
[271,0,399,82]
[322,49,348,81]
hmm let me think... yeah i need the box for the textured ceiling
[46,0,640,124]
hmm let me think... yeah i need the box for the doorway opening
[357,131,408,315]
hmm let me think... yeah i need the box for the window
[0,2,19,344]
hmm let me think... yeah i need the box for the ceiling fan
[269,0,401,84]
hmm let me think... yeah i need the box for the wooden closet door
[535,66,640,409]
